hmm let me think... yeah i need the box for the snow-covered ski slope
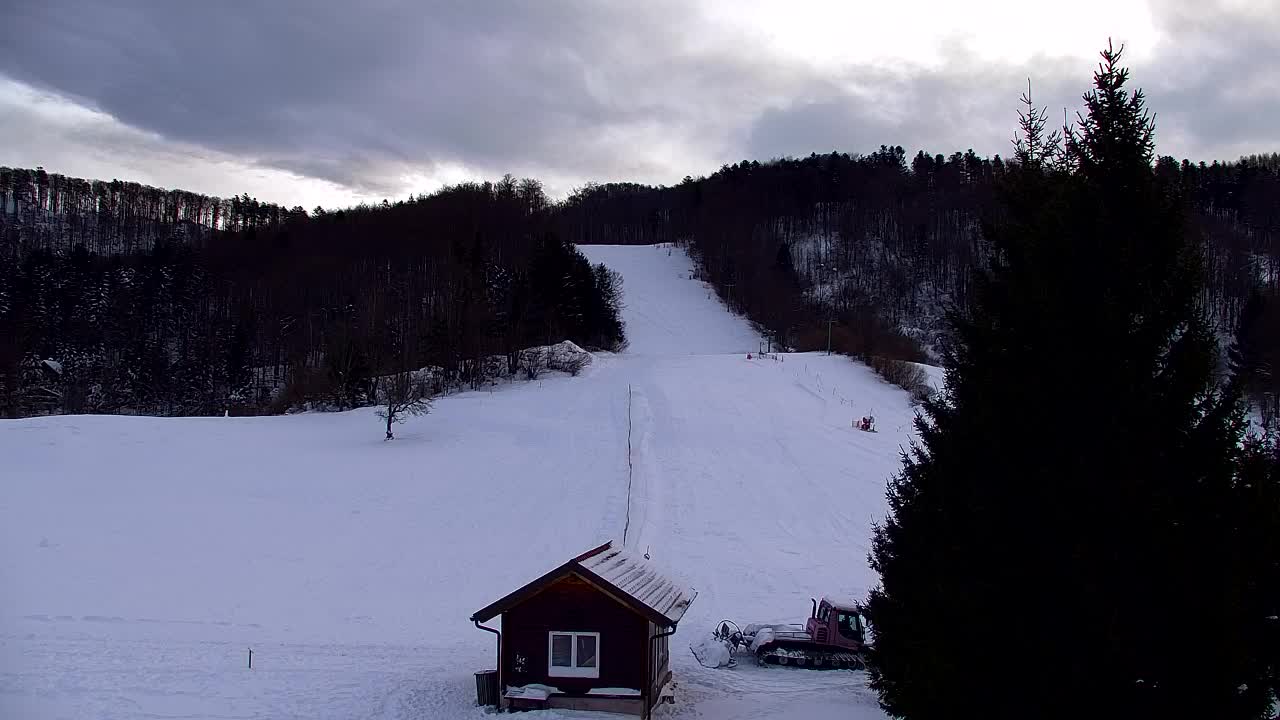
[1,244,926,719]
[583,245,761,355]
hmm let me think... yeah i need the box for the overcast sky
[1,0,1276,209]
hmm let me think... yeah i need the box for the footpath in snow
[1,243,927,719]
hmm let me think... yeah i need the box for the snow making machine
[693,597,869,669]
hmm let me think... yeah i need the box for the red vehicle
[707,597,868,669]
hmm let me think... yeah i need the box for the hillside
[0,178,626,419]
[1,244,934,719]
[5,160,1275,423]
[557,154,1279,395]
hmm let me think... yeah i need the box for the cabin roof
[470,541,696,627]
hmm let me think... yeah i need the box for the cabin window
[547,631,600,678]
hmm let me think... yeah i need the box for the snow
[506,684,562,700]
[913,361,946,393]
[743,624,808,653]
[689,633,734,668]
[582,243,761,355]
[586,687,641,696]
[1,244,929,720]
[749,626,777,653]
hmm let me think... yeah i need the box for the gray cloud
[1138,0,1280,159]
[744,59,1085,162]
[0,78,368,208]
[0,0,1276,204]
[745,2,1280,168]
[0,0,794,194]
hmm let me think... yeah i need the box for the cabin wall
[501,574,647,695]
[647,620,672,699]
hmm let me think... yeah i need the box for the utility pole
[826,318,835,355]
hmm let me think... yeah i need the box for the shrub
[520,348,548,380]
[869,355,931,398]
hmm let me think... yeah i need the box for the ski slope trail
[582,243,760,355]
[2,244,923,719]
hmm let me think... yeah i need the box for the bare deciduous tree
[377,371,433,440]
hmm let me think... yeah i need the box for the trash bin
[475,669,499,707]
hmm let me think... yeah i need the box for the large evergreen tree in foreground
[866,44,1280,720]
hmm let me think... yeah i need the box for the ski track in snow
[1,243,924,719]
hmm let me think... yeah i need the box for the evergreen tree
[1230,430,1280,713]
[866,43,1280,720]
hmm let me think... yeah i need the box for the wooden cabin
[470,541,696,716]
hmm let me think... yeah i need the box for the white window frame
[547,631,601,679]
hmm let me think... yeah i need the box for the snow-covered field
[1,244,928,719]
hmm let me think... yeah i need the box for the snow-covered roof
[576,542,695,625]
[471,540,696,627]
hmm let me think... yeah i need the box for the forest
[555,148,1280,422]
[1,145,1276,422]
[0,171,625,417]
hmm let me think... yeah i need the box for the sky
[1,0,1277,210]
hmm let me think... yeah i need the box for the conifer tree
[865,43,1280,720]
